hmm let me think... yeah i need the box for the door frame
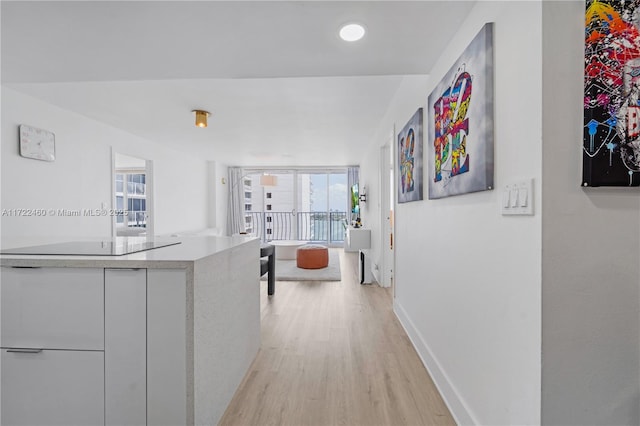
[379,128,395,289]
[111,148,154,238]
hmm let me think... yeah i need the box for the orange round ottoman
[296,244,329,269]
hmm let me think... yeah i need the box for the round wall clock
[19,124,55,162]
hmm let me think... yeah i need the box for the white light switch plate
[501,179,534,216]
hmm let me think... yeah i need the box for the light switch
[501,178,534,216]
[510,189,519,207]
[502,188,510,208]
[518,187,528,207]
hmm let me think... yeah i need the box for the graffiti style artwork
[398,108,423,203]
[427,23,494,199]
[584,0,640,186]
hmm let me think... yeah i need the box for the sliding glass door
[244,169,348,245]
[297,171,348,245]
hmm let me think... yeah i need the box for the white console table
[345,227,371,252]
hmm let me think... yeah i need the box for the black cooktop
[0,239,181,256]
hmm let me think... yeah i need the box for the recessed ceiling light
[339,23,365,42]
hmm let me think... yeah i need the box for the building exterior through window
[243,170,348,245]
[115,171,147,235]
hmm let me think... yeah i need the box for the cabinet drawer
[1,267,104,350]
[1,348,104,426]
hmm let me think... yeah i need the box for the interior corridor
[219,250,454,426]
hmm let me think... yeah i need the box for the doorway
[112,152,154,237]
[379,132,394,289]
[297,171,347,245]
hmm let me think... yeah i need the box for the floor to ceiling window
[244,169,348,245]
[297,171,348,244]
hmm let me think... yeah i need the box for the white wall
[541,2,640,425]
[359,137,382,280]
[360,76,429,284]
[207,160,229,233]
[363,2,543,424]
[1,88,208,243]
[215,162,229,234]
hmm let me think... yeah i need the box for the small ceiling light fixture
[192,110,210,128]
[339,23,366,42]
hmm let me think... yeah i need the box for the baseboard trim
[394,300,477,425]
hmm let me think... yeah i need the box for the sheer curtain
[227,167,246,235]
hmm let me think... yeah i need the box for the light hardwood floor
[219,249,455,426]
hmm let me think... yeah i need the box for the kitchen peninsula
[0,235,260,426]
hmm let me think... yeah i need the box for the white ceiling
[2,1,477,167]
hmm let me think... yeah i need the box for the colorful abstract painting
[584,0,640,186]
[397,108,423,203]
[427,23,494,199]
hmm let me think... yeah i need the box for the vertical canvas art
[427,23,494,199]
[583,0,640,186]
[398,108,423,203]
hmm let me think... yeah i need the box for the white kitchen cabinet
[1,267,105,426]
[1,349,104,426]
[1,236,261,426]
[147,268,187,426]
[1,267,104,350]
[105,268,147,426]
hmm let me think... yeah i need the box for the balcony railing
[246,211,347,244]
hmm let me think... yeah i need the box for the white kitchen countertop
[0,235,258,269]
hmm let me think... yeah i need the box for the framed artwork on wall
[427,22,494,199]
[583,0,640,187]
[397,108,424,204]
